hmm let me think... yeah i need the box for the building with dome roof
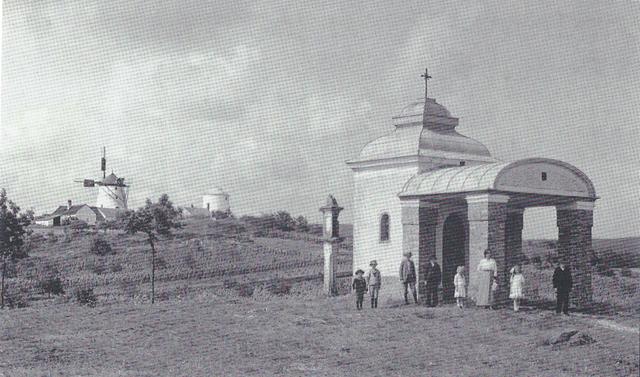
[347,71,597,307]
[203,188,230,213]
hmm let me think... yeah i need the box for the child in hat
[366,260,382,309]
[454,266,467,309]
[352,269,367,310]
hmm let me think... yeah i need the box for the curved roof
[350,97,493,165]
[400,158,596,198]
[396,98,451,118]
[205,187,227,196]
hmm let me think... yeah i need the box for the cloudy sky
[1,1,638,238]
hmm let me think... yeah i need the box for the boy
[352,269,367,310]
[366,260,382,308]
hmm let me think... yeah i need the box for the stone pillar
[401,200,438,299]
[320,195,343,296]
[506,208,524,266]
[466,193,510,305]
[556,201,595,308]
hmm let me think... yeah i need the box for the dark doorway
[442,214,466,302]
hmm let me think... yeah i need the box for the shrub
[69,219,89,231]
[155,257,167,270]
[39,276,65,298]
[269,280,291,295]
[620,267,633,278]
[237,284,254,297]
[4,289,29,309]
[596,262,615,277]
[109,262,123,273]
[74,287,97,307]
[90,235,113,256]
[47,231,58,243]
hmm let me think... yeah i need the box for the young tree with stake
[120,194,181,304]
[0,189,31,309]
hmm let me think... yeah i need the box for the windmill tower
[76,147,129,209]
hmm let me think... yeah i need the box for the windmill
[75,147,130,209]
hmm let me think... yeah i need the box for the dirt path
[573,313,640,334]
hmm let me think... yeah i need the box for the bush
[620,267,633,278]
[47,231,58,243]
[109,262,123,273]
[90,235,113,256]
[74,287,97,307]
[269,280,291,295]
[68,219,89,231]
[155,257,167,270]
[39,276,65,298]
[4,289,29,309]
[596,262,615,277]
[237,284,254,297]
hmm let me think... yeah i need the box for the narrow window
[459,161,466,166]
[380,213,390,242]
[541,172,547,181]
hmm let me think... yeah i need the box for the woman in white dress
[476,249,497,308]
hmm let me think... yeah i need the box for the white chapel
[347,70,597,307]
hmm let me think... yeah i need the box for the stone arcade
[347,71,597,307]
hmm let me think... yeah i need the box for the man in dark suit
[552,261,573,315]
[425,256,441,307]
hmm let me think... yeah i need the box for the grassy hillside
[1,293,638,376]
[0,219,638,375]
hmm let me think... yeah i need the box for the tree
[0,189,31,308]
[273,211,295,231]
[294,215,310,232]
[120,194,181,304]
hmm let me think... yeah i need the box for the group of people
[352,249,574,315]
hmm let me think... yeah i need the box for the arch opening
[442,213,466,302]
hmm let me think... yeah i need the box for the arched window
[380,213,390,242]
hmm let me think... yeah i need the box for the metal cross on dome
[421,68,432,99]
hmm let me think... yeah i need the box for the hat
[355,269,364,275]
[369,260,378,267]
[403,252,412,257]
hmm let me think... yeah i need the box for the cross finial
[421,68,432,99]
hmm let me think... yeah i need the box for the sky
[1,0,639,239]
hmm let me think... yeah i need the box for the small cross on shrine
[421,68,432,99]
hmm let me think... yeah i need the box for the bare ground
[1,293,638,377]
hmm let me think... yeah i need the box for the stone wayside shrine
[320,195,343,296]
[347,69,597,307]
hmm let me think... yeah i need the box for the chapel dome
[205,187,227,196]
[396,98,451,118]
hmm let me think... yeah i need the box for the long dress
[454,273,466,298]
[509,274,525,299]
[476,258,497,306]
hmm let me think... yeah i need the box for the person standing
[454,266,467,309]
[399,252,418,305]
[552,261,572,315]
[509,265,525,312]
[425,256,441,307]
[366,260,382,309]
[352,269,367,310]
[476,249,498,309]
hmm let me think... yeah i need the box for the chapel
[347,70,597,307]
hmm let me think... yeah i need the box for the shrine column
[401,199,438,299]
[466,193,510,305]
[506,208,525,266]
[556,201,595,308]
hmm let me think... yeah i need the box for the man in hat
[366,260,382,308]
[425,256,441,307]
[352,269,367,310]
[399,252,418,304]
[552,260,572,315]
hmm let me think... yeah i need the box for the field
[0,219,638,376]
